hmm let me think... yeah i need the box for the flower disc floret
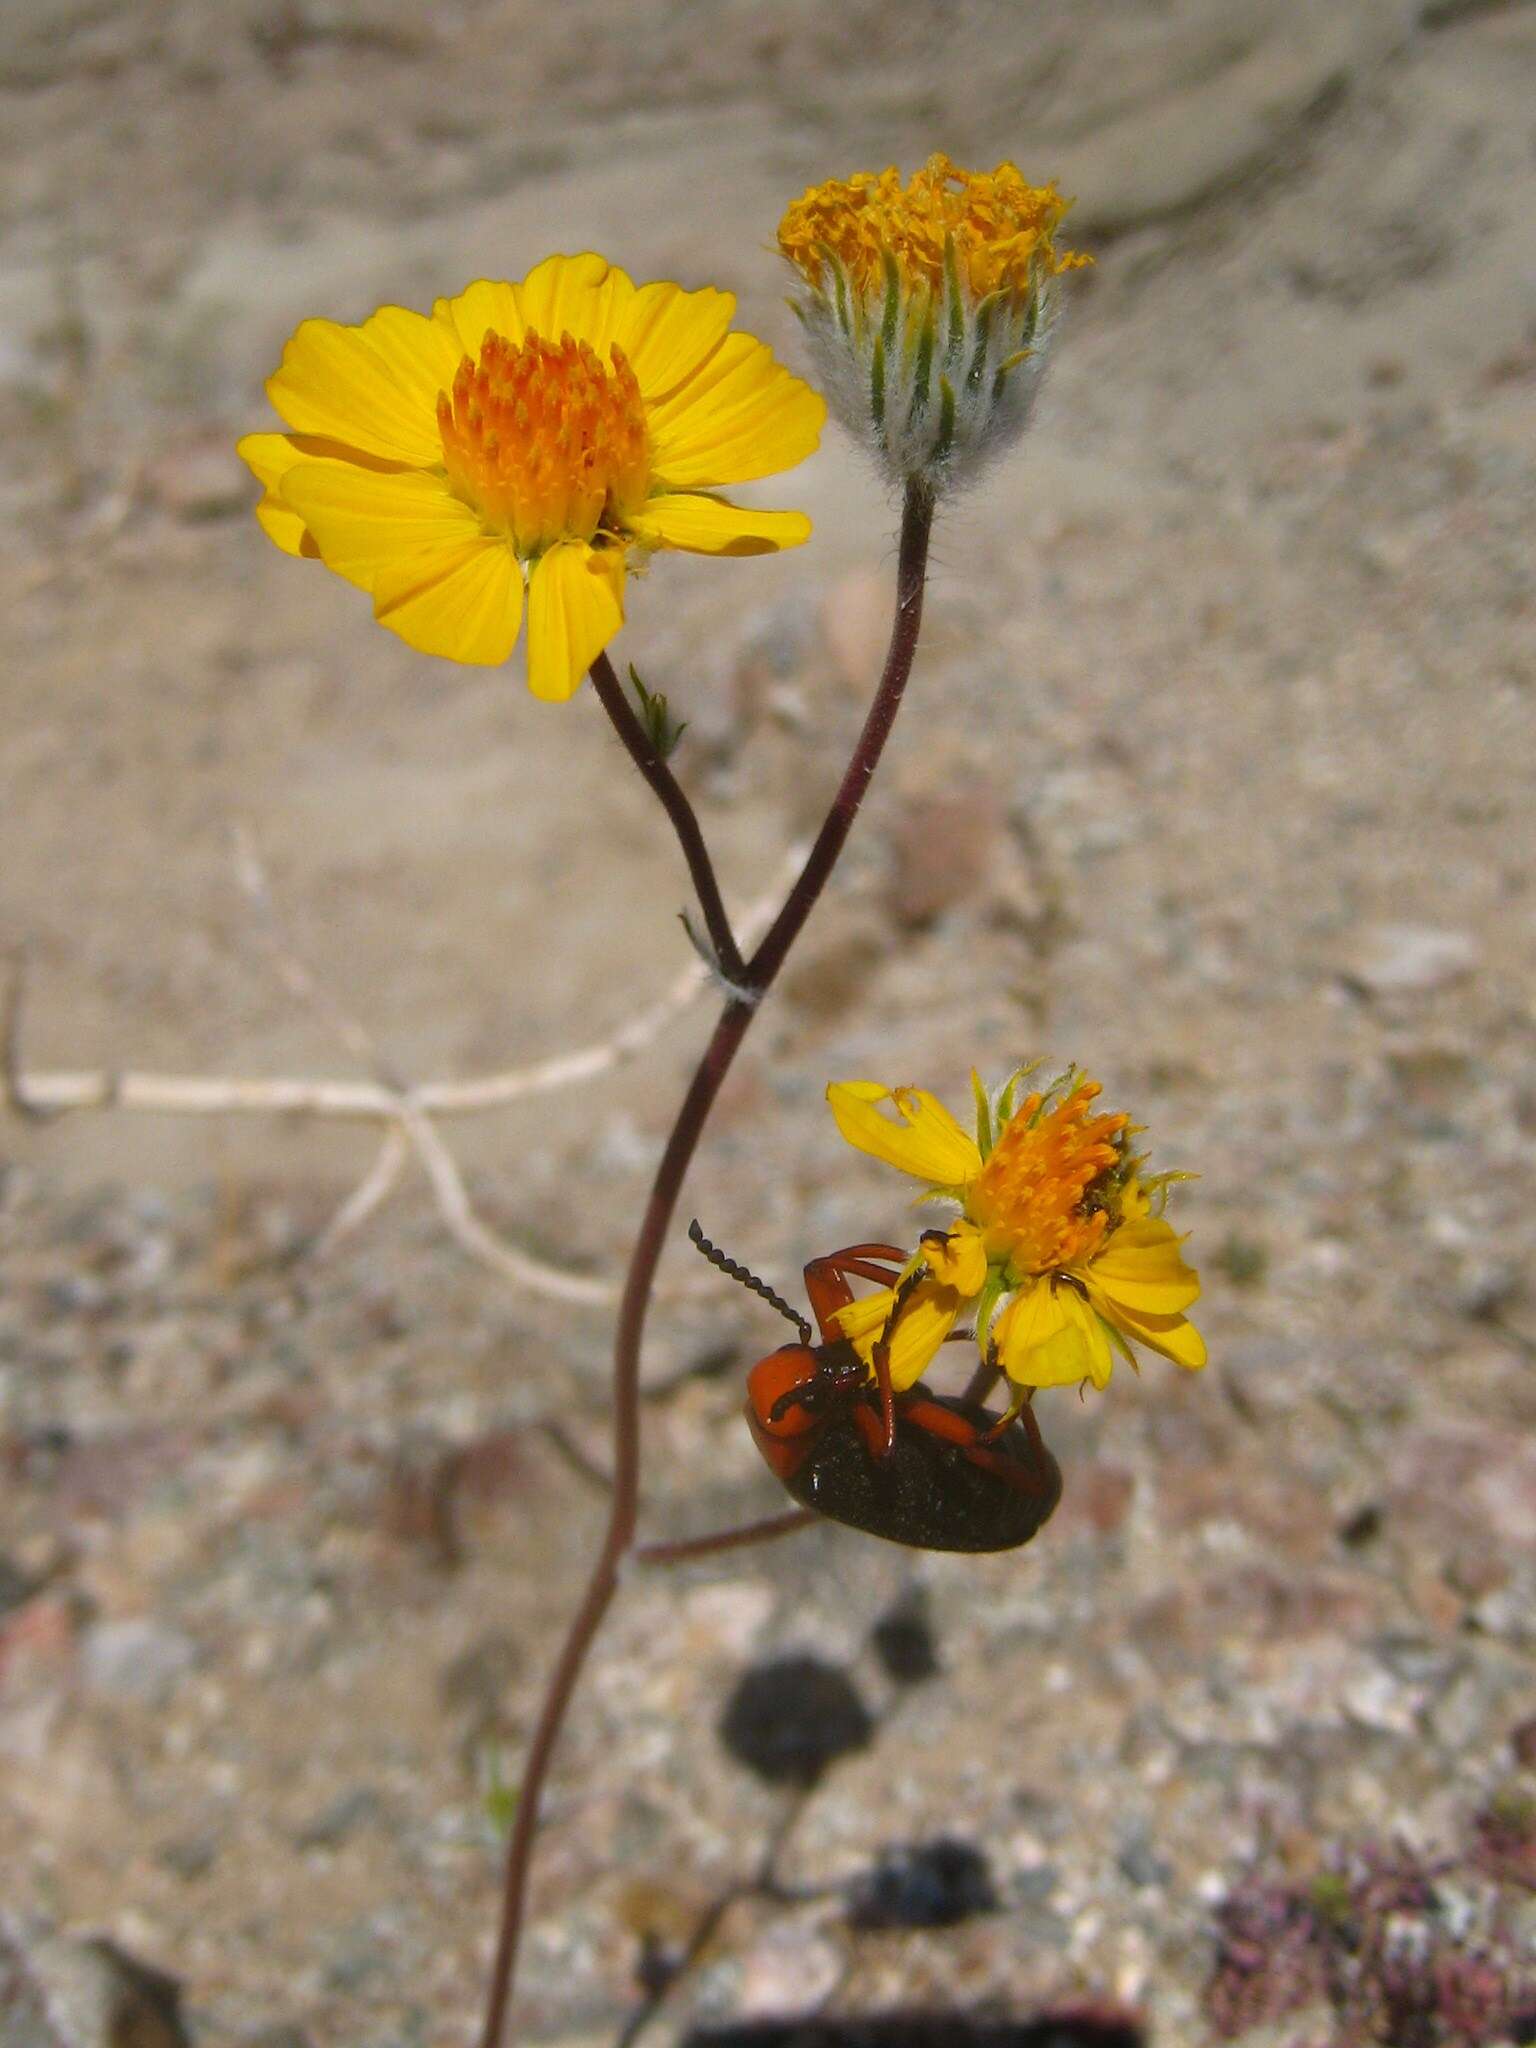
[437,330,650,555]
[969,1079,1127,1281]
[825,1065,1204,1396]
[778,154,1089,493]
[779,156,1079,304]
[238,254,825,697]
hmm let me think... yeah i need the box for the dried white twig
[7,857,799,1123]
[4,846,805,1308]
[400,1102,613,1307]
[312,1122,412,1257]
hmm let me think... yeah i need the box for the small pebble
[0,1929,190,2048]
[736,1918,844,2018]
[80,1619,198,1708]
[819,564,891,692]
[1343,925,1479,997]
[295,1785,382,1851]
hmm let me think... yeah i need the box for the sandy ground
[2,2,1536,2043]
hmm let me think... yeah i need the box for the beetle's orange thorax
[746,1346,825,1442]
[745,1339,872,1483]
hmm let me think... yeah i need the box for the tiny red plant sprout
[688,1222,1062,1552]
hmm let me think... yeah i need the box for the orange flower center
[967,1081,1128,1279]
[778,153,1086,304]
[436,328,650,556]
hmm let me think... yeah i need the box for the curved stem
[588,651,745,983]
[634,1507,817,1566]
[477,479,934,2048]
[747,483,934,988]
[962,1358,1002,1408]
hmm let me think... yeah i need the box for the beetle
[688,1221,1062,1553]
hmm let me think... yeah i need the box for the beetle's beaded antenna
[687,1219,814,1344]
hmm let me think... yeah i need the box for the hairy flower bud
[778,155,1090,494]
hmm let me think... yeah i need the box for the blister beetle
[689,1221,1061,1553]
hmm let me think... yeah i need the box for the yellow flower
[826,1066,1204,1395]
[778,154,1089,491]
[238,254,825,697]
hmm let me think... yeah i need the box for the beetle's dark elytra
[784,1396,1061,1553]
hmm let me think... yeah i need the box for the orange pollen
[967,1081,1129,1278]
[436,327,650,556]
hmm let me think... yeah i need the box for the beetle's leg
[868,1335,897,1458]
[850,1401,889,1460]
[894,1393,984,1448]
[864,1263,934,1458]
[978,1382,1034,1444]
[899,1393,1055,1502]
[803,1242,908,1342]
[959,1438,1056,1498]
[843,1334,906,1462]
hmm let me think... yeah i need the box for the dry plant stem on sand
[2,849,802,1307]
[478,477,935,2048]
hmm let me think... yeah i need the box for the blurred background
[2,2,1534,2044]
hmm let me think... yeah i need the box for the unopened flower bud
[778,154,1090,494]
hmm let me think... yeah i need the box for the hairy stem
[589,650,745,983]
[477,479,934,2048]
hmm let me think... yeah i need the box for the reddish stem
[634,1507,817,1566]
[588,650,744,984]
[476,479,934,2048]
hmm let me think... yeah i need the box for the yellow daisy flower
[778,154,1090,491]
[825,1066,1205,1396]
[237,253,825,697]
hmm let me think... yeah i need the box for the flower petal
[1087,1218,1201,1315]
[239,431,415,556]
[615,280,735,402]
[351,303,464,417]
[626,491,810,557]
[516,252,632,353]
[238,433,317,556]
[832,1279,962,1393]
[525,541,625,702]
[648,332,826,486]
[265,311,451,465]
[373,538,524,667]
[1091,1293,1208,1372]
[827,1081,983,1187]
[995,1280,1114,1390]
[437,257,635,361]
[921,1220,989,1295]
[434,278,526,358]
[279,462,482,593]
